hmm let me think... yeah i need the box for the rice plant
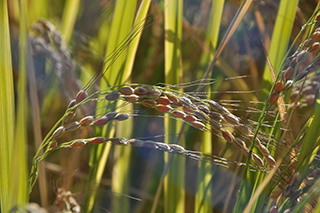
[3,0,320,213]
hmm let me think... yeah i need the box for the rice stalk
[107,4,136,210]
[234,1,299,212]
[27,20,49,210]
[291,177,320,213]
[86,1,141,212]
[112,1,151,212]
[296,97,320,178]
[246,50,283,213]
[299,2,320,43]
[195,1,224,212]
[261,0,299,93]
[13,0,29,205]
[243,158,282,213]
[56,0,82,194]
[196,131,213,213]
[27,0,48,23]
[60,0,80,45]
[314,189,320,213]
[163,1,185,212]
[235,3,320,213]
[0,0,15,211]
[85,2,117,210]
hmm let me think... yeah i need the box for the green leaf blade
[0,0,15,211]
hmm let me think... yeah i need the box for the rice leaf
[13,0,29,205]
[163,1,185,212]
[195,1,224,212]
[60,0,80,44]
[291,177,320,213]
[112,1,151,212]
[26,4,49,207]
[122,0,151,76]
[243,159,282,213]
[296,97,320,178]
[261,0,299,93]
[86,1,139,211]
[27,0,48,23]
[195,132,213,212]
[234,1,299,212]
[0,0,15,211]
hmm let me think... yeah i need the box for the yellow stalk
[0,0,15,211]
[60,0,80,45]
[195,1,224,212]
[14,0,29,205]
[164,1,185,212]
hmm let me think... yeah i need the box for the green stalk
[251,1,298,212]
[86,1,139,211]
[294,5,320,182]
[291,177,320,213]
[296,97,320,178]
[234,1,299,212]
[261,0,299,94]
[112,1,150,212]
[164,1,185,212]
[27,0,48,23]
[195,132,213,213]
[13,0,29,205]
[0,0,15,211]
[195,1,224,212]
[60,0,80,45]
[112,123,131,213]
[314,185,320,213]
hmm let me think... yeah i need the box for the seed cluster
[106,85,275,168]
[50,112,131,141]
[62,136,257,168]
[268,170,320,212]
[269,26,320,106]
[43,84,278,171]
[48,89,132,151]
[43,83,281,174]
[30,20,80,101]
